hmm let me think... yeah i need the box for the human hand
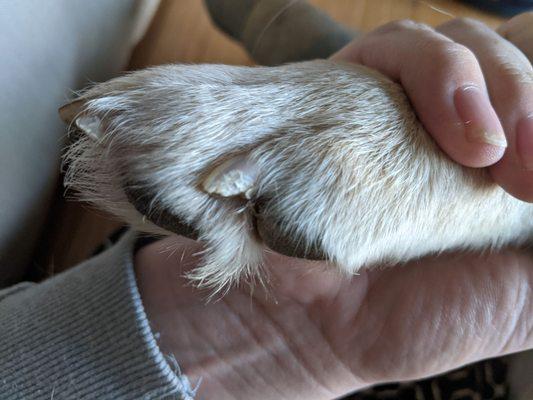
[130,14,533,400]
[332,12,533,201]
[135,236,533,400]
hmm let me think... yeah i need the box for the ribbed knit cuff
[0,230,195,399]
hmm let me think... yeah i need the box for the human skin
[136,235,532,399]
[333,13,533,201]
[134,13,533,400]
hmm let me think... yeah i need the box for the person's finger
[331,20,507,168]
[498,12,533,62]
[437,18,533,201]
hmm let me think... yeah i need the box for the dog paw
[60,60,530,292]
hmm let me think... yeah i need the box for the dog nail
[75,115,103,140]
[202,155,258,199]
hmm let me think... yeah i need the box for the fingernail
[454,85,507,147]
[516,114,533,171]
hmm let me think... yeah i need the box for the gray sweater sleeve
[0,230,196,399]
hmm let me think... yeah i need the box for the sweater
[0,230,196,399]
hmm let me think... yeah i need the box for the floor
[38,0,503,276]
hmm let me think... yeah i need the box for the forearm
[204,0,356,65]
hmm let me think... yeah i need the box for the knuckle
[446,16,486,31]
[373,19,430,35]
[389,19,421,30]
[494,57,533,89]
[499,12,533,39]
[496,60,532,82]
[506,11,533,31]
[427,41,478,69]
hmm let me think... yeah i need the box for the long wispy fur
[62,60,533,292]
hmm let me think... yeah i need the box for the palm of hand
[136,236,532,400]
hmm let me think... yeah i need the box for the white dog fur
[61,60,532,292]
